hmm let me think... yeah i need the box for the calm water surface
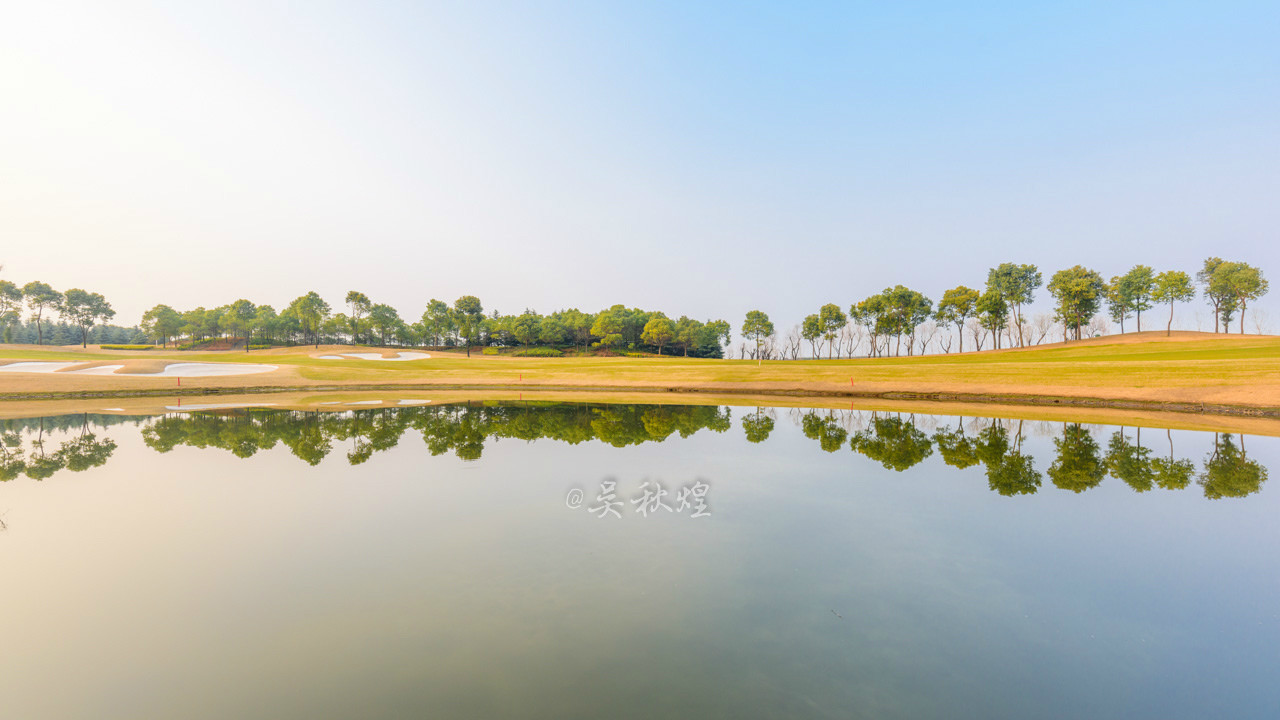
[1,403,1276,719]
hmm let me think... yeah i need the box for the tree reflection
[1048,424,1105,493]
[0,404,1271,502]
[742,409,775,444]
[1104,428,1155,493]
[1200,433,1268,499]
[801,411,847,453]
[849,414,933,472]
[974,422,1041,496]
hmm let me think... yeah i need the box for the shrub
[482,347,500,355]
[513,347,563,357]
[100,344,152,351]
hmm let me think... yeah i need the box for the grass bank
[1,332,1278,419]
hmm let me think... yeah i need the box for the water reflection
[0,403,1271,499]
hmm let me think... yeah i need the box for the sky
[1,0,1277,333]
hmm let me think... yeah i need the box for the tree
[558,309,594,352]
[818,303,847,359]
[222,299,257,350]
[934,286,980,353]
[700,319,731,357]
[1,280,25,342]
[975,291,1008,349]
[1196,257,1233,333]
[1214,262,1269,334]
[538,316,568,346]
[22,281,61,345]
[590,305,628,352]
[60,289,115,348]
[368,303,402,345]
[453,295,484,357]
[1122,265,1155,331]
[641,315,675,355]
[511,310,542,352]
[287,292,331,347]
[986,263,1042,346]
[741,311,774,365]
[1047,266,1106,341]
[420,299,453,347]
[673,316,703,357]
[801,314,823,358]
[1106,274,1134,333]
[1151,271,1195,336]
[345,291,372,344]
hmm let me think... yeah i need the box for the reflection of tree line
[1,405,1270,500]
[776,409,1268,499]
[1,415,124,481]
[139,403,733,465]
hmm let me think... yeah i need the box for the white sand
[0,360,277,377]
[0,362,78,373]
[397,399,433,405]
[316,352,431,361]
[346,400,383,405]
[164,402,280,411]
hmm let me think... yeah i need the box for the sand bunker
[164,402,280,411]
[0,361,277,377]
[316,352,431,361]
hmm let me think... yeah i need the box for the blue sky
[1,1,1276,333]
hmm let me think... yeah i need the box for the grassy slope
[1,332,1278,411]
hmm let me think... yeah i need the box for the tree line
[1,258,1269,355]
[138,292,733,357]
[737,257,1268,360]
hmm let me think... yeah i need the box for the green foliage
[1152,270,1196,335]
[1048,424,1104,492]
[513,347,562,357]
[935,286,980,353]
[481,347,500,355]
[100,344,152,350]
[640,315,675,355]
[1199,434,1268,499]
[986,263,1041,346]
[1048,266,1106,340]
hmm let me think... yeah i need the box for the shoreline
[1,380,1278,421]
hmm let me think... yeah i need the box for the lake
[1,401,1276,719]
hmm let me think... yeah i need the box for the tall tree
[817,303,847,359]
[801,314,823,358]
[345,291,372,344]
[21,281,61,345]
[1151,270,1195,336]
[511,310,543,352]
[1196,257,1233,333]
[934,286,980,353]
[976,291,1009,349]
[741,310,774,365]
[453,295,484,357]
[1047,266,1106,341]
[986,263,1042,346]
[1121,265,1155,331]
[60,289,115,348]
[0,280,23,343]
[368,303,402,345]
[641,315,675,355]
[291,292,331,347]
[1214,262,1269,334]
[420,299,453,347]
[1106,274,1134,333]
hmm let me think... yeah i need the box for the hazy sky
[2,1,1277,331]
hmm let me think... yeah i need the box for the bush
[100,344,152,351]
[482,347,500,355]
[513,347,563,357]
